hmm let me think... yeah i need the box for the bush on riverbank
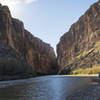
[72,66,100,74]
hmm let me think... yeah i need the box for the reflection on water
[0,76,92,100]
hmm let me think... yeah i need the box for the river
[0,75,93,100]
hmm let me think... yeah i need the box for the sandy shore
[67,82,100,100]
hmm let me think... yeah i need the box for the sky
[0,0,98,52]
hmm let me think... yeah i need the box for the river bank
[62,74,98,77]
[67,82,100,100]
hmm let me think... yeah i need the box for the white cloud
[24,0,37,4]
[0,0,20,11]
[0,0,37,7]
[0,0,37,12]
[0,0,38,18]
[0,0,20,6]
[0,0,37,15]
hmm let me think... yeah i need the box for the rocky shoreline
[67,81,100,100]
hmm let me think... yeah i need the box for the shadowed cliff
[0,4,58,80]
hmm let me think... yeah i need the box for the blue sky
[0,0,98,52]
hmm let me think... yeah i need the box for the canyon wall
[0,4,58,80]
[57,1,100,74]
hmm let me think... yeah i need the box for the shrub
[72,66,100,74]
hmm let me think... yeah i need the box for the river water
[0,75,93,100]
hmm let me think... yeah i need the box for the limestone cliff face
[57,1,100,74]
[0,4,57,79]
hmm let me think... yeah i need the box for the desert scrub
[75,42,100,60]
[72,66,100,74]
[94,42,100,52]
[76,48,94,59]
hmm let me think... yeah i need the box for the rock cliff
[57,1,100,74]
[0,4,58,80]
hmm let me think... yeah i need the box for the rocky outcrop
[0,4,58,80]
[57,0,100,74]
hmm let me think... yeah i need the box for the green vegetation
[72,66,100,74]
[75,42,100,60]
[94,41,100,52]
[76,48,94,59]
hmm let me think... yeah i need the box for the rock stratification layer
[57,1,100,74]
[0,4,57,80]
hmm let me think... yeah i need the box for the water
[0,75,93,100]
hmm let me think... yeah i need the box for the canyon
[0,0,100,80]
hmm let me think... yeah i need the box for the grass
[71,66,100,75]
[75,41,100,60]
[62,74,98,77]
[76,48,94,59]
[94,41,100,52]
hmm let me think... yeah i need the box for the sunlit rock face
[57,1,100,74]
[0,4,58,80]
